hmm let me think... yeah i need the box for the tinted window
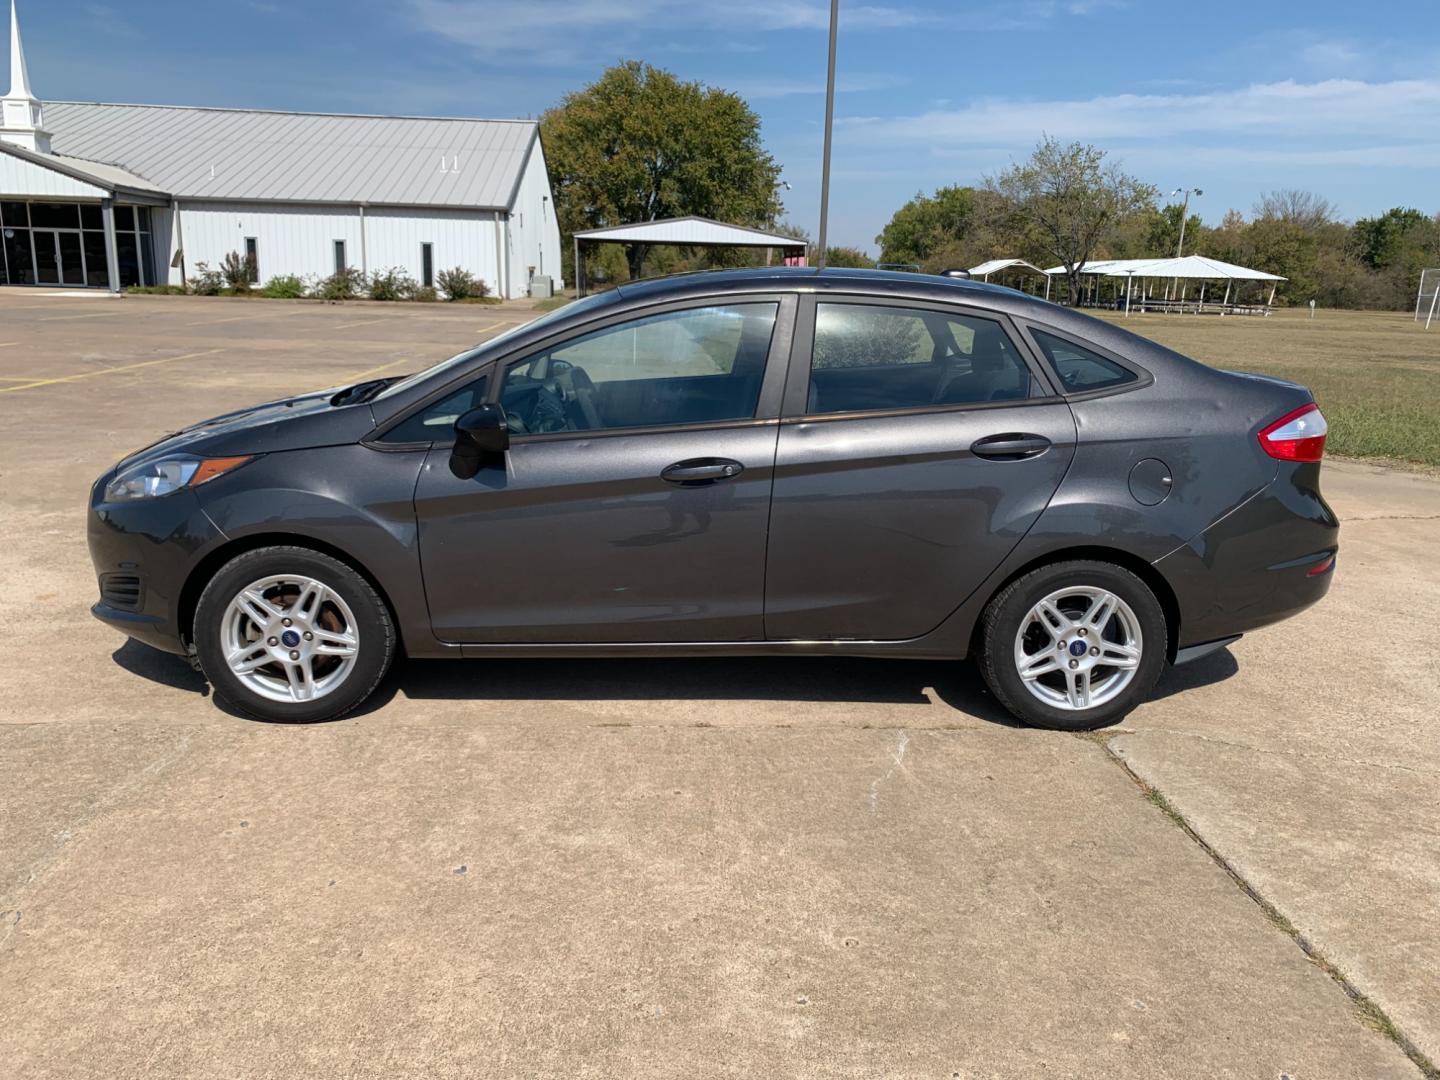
[499,303,778,434]
[381,375,489,444]
[1031,329,1137,393]
[807,303,1034,415]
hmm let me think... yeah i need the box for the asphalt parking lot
[2,288,1438,1078]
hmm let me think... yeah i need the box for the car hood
[115,387,378,470]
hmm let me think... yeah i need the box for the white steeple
[2,0,50,153]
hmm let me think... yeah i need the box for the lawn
[1093,308,1440,469]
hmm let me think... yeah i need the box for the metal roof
[969,258,1047,278]
[1042,256,1285,281]
[41,102,538,209]
[575,217,808,248]
[0,139,167,196]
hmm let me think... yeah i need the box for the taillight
[1259,403,1327,462]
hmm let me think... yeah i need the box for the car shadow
[111,639,1241,728]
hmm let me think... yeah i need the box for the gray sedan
[88,268,1338,728]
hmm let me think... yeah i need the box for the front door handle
[971,433,1052,460]
[661,458,745,484]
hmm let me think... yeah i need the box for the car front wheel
[979,560,1167,731]
[193,546,395,722]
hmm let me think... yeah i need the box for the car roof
[614,266,1026,305]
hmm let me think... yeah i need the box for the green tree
[1145,203,1209,258]
[987,138,1156,305]
[541,61,782,283]
[817,245,875,268]
[875,186,980,266]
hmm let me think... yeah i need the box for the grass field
[1094,308,1440,469]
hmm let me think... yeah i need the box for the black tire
[979,560,1167,731]
[193,546,395,722]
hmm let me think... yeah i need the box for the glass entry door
[31,229,88,286]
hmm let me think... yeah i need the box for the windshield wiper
[331,376,403,407]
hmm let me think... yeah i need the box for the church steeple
[2,0,50,153]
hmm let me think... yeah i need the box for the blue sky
[11,1,1440,252]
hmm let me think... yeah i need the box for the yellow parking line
[474,321,505,334]
[327,356,410,387]
[185,314,259,326]
[38,310,126,322]
[333,318,387,329]
[0,341,17,348]
[0,348,226,394]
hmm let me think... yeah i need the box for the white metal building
[0,1,561,296]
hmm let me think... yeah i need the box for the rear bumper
[86,477,226,655]
[1155,462,1338,649]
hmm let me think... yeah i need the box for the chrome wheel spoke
[284,657,316,701]
[313,629,357,657]
[1035,599,1070,634]
[1018,651,1060,680]
[228,642,271,675]
[293,579,328,619]
[1086,592,1118,629]
[1097,641,1141,668]
[238,588,282,627]
[1066,667,1092,709]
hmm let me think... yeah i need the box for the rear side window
[807,303,1035,415]
[1030,329,1137,394]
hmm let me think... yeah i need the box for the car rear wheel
[979,560,1167,731]
[194,546,395,722]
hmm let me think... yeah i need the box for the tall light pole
[1171,187,1203,257]
[815,0,839,269]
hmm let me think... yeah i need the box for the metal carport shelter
[572,217,808,297]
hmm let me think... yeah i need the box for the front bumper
[87,478,227,655]
[1156,462,1339,649]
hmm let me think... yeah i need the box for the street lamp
[816,0,839,269]
[1170,187,1203,257]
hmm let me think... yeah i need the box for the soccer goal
[1417,268,1440,329]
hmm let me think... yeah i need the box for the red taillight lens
[1259,403,1327,462]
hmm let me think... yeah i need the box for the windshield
[372,293,617,402]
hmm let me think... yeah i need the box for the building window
[334,240,347,274]
[244,237,259,283]
[421,243,434,288]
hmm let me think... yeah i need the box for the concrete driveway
[0,290,1435,1078]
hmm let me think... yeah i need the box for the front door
[764,298,1077,641]
[30,229,86,286]
[414,298,793,643]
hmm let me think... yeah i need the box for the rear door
[764,297,1076,641]
[412,296,795,644]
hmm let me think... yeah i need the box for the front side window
[379,375,490,444]
[498,303,778,435]
[807,303,1035,415]
[1030,328,1138,393]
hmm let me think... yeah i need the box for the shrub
[313,266,366,301]
[411,286,439,303]
[220,250,256,293]
[260,274,307,299]
[368,267,418,301]
[188,263,224,296]
[125,284,186,295]
[436,266,488,301]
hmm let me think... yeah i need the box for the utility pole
[1171,187,1203,257]
[816,0,839,269]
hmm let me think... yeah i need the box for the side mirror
[449,403,509,479]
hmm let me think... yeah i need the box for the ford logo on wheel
[281,629,301,648]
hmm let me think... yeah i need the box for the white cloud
[409,0,925,63]
[839,78,1440,146]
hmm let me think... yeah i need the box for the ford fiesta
[88,268,1338,729]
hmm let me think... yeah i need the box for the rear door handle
[661,458,745,483]
[971,433,1052,460]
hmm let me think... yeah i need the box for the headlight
[104,456,254,502]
